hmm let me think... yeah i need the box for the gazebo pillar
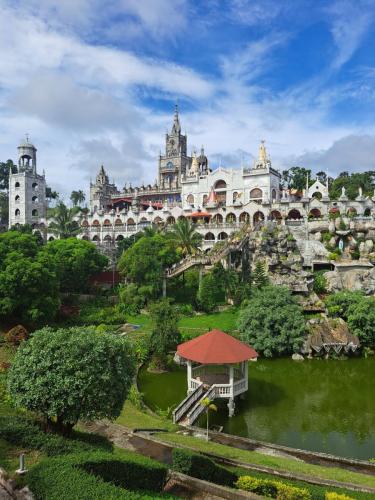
[187,360,193,394]
[228,365,235,417]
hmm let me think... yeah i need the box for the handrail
[172,384,204,423]
[186,385,217,425]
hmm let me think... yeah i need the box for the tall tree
[282,166,313,191]
[149,299,181,369]
[48,202,81,239]
[0,160,17,191]
[252,261,269,288]
[70,190,86,207]
[168,218,202,256]
[8,327,136,435]
[329,171,375,200]
[45,186,59,202]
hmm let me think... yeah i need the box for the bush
[27,452,170,500]
[79,304,127,325]
[347,297,375,348]
[313,271,327,295]
[325,493,354,500]
[325,291,364,320]
[172,448,236,487]
[4,325,29,346]
[236,475,310,499]
[119,284,149,315]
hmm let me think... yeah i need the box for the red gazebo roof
[177,329,258,364]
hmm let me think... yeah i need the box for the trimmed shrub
[27,452,170,500]
[325,493,354,500]
[172,448,236,487]
[4,325,28,346]
[236,475,310,500]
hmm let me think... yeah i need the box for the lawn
[116,400,178,432]
[157,432,375,489]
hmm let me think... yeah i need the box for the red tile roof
[177,329,258,364]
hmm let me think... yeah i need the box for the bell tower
[158,105,190,188]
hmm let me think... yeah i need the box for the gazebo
[173,329,258,425]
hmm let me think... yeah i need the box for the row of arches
[14,195,38,202]
[187,187,279,207]
[14,209,39,217]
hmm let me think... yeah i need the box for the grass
[116,401,178,432]
[157,433,375,489]
[228,465,374,500]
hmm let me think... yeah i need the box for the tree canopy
[149,299,181,369]
[48,202,81,239]
[0,231,59,324]
[282,166,312,191]
[40,238,108,293]
[118,233,180,296]
[8,327,136,434]
[238,285,305,357]
[0,160,17,191]
[168,218,202,256]
[329,171,375,200]
[70,190,86,207]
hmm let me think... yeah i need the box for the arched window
[116,235,124,241]
[15,209,20,216]
[212,214,223,224]
[270,210,282,221]
[178,215,186,221]
[154,216,163,224]
[127,218,135,226]
[233,191,238,203]
[271,189,277,201]
[81,235,89,241]
[115,218,123,225]
[364,208,371,216]
[187,194,194,205]
[15,195,20,201]
[253,211,264,225]
[218,232,228,240]
[239,212,250,223]
[81,220,89,227]
[167,216,175,225]
[92,220,100,226]
[202,194,208,206]
[103,219,111,226]
[250,188,263,199]
[92,235,100,242]
[287,209,302,220]
[32,209,38,217]
[226,213,236,223]
[347,207,357,216]
[204,232,215,241]
[312,191,322,200]
[15,182,20,188]
[48,236,55,241]
[309,208,321,219]
[32,182,38,190]
[32,196,38,202]
[103,235,112,242]
[214,180,226,189]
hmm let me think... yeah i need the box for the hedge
[27,452,171,500]
[171,448,236,487]
[236,475,310,500]
[0,416,112,456]
[325,494,354,500]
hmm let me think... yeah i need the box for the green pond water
[138,358,375,460]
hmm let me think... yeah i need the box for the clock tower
[158,105,190,189]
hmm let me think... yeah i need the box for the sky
[0,0,375,200]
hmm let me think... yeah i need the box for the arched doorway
[92,235,100,242]
[270,210,282,222]
[309,208,321,219]
[253,211,264,225]
[364,208,371,216]
[166,216,176,225]
[218,232,228,240]
[250,188,263,200]
[239,212,250,223]
[116,235,124,241]
[214,180,227,207]
[287,209,302,220]
[212,214,223,224]
[204,232,215,241]
[225,213,236,224]
[103,219,111,226]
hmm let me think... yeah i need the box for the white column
[187,360,192,394]
[229,365,234,397]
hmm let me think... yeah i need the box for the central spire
[259,140,267,163]
[171,103,181,134]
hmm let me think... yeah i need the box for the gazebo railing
[234,379,247,395]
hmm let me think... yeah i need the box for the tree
[282,167,313,191]
[251,261,269,288]
[70,190,86,207]
[149,299,181,369]
[168,218,202,256]
[40,238,108,293]
[8,327,136,435]
[329,171,375,200]
[347,298,375,348]
[200,397,217,441]
[0,192,8,227]
[197,272,220,312]
[0,231,59,324]
[48,202,81,239]
[45,186,59,202]
[238,285,305,357]
[0,160,17,191]
[118,233,179,296]
[116,232,143,258]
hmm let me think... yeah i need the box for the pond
[138,358,375,460]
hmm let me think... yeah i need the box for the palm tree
[200,397,217,442]
[48,202,81,239]
[168,218,202,256]
[70,190,86,207]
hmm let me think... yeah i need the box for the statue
[338,238,344,252]
[341,186,346,196]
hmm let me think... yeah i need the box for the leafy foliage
[48,201,81,238]
[236,475,310,499]
[0,159,17,190]
[0,231,59,324]
[329,171,375,200]
[347,297,375,348]
[70,189,86,206]
[118,233,179,296]
[168,217,202,256]
[8,327,136,434]
[238,285,305,357]
[282,166,313,191]
[325,291,365,320]
[252,261,269,288]
[149,299,181,368]
[197,271,220,312]
[172,448,236,487]
[41,238,108,293]
[313,271,327,295]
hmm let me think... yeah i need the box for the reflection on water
[138,358,375,460]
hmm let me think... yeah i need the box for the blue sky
[0,0,375,198]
